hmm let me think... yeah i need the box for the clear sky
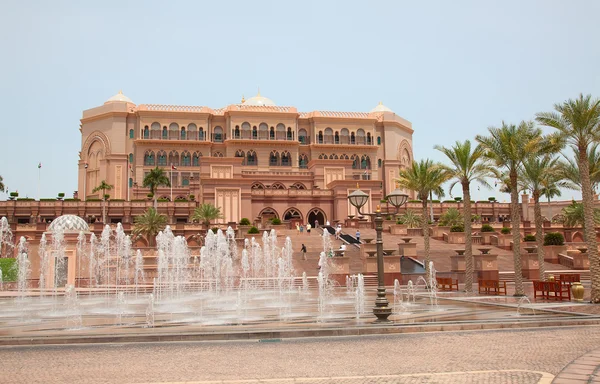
[1,0,599,202]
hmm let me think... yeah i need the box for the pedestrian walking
[335,224,342,240]
[306,223,311,234]
[355,229,360,243]
[301,243,307,260]
[296,223,300,234]
[300,224,304,234]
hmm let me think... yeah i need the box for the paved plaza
[4,325,600,383]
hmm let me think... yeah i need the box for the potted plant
[189,194,195,201]
[9,192,18,200]
[238,217,252,236]
[57,192,65,200]
[479,223,496,244]
[491,227,513,249]
[543,232,566,263]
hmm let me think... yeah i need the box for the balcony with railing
[230,131,296,141]
[143,130,207,141]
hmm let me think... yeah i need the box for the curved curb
[552,347,600,383]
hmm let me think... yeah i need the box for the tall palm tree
[132,208,167,246]
[562,201,600,229]
[476,121,544,296]
[143,167,171,209]
[395,159,451,275]
[92,180,113,224]
[519,155,567,281]
[435,140,495,292]
[0,175,4,193]
[536,94,600,302]
[541,181,563,223]
[190,203,223,228]
[557,145,600,194]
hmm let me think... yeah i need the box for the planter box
[543,245,567,264]
[329,256,350,275]
[444,231,466,244]
[450,254,465,272]
[407,228,423,237]
[398,241,417,257]
[480,232,497,245]
[521,251,540,280]
[432,226,451,239]
[389,224,408,235]
[573,251,590,270]
[474,253,499,280]
[490,234,512,249]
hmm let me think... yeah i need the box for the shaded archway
[283,208,303,223]
[258,207,279,225]
[307,208,326,227]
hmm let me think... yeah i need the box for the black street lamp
[348,185,408,322]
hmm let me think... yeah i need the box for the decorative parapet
[138,104,212,113]
[251,189,333,197]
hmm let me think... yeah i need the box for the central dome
[370,102,393,113]
[48,215,90,233]
[243,91,276,107]
[105,90,134,104]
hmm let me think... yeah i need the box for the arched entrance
[283,208,303,227]
[258,207,279,226]
[307,208,326,227]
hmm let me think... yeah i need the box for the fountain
[354,273,365,318]
[16,236,30,299]
[0,216,14,258]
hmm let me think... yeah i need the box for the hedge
[0,258,17,282]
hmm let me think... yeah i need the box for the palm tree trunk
[578,150,600,302]
[547,196,552,222]
[422,200,430,277]
[462,182,473,292]
[510,169,525,296]
[533,191,546,281]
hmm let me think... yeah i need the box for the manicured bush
[544,232,565,246]
[454,197,462,202]
[239,218,251,225]
[17,198,34,201]
[64,198,80,202]
[103,194,110,200]
[385,215,392,220]
[431,199,440,203]
[39,198,56,201]
[86,198,102,202]
[248,226,260,234]
[189,194,195,201]
[380,199,387,203]
[147,193,154,198]
[524,234,536,242]
[130,199,146,202]
[481,224,494,232]
[174,198,188,202]
[488,197,496,202]
[57,193,65,199]
[396,218,405,225]
[442,200,457,203]
[500,227,511,235]
[450,224,464,232]
[157,198,169,202]
[270,218,282,225]
[0,258,17,282]
[9,192,18,198]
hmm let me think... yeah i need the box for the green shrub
[147,193,154,198]
[524,234,536,242]
[380,199,387,203]
[396,218,405,225]
[189,194,195,201]
[442,200,457,203]
[57,193,65,198]
[39,198,56,201]
[130,199,146,202]
[544,232,565,246]
[385,215,392,220]
[239,218,251,225]
[450,224,464,232]
[17,198,35,201]
[248,226,260,234]
[500,227,511,235]
[0,258,17,282]
[103,194,110,200]
[477,200,489,203]
[174,198,188,202]
[481,224,494,232]
[454,197,462,202]
[211,227,219,234]
[157,198,169,202]
[86,198,102,202]
[64,198,80,202]
[10,192,18,197]
[431,199,440,203]
[270,218,282,225]
[439,208,463,226]
[488,197,496,202]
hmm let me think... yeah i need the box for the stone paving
[4,326,600,383]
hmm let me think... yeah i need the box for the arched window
[234,125,241,139]
[169,151,179,167]
[340,154,349,160]
[276,123,285,140]
[329,154,338,160]
[287,127,293,140]
[144,151,155,166]
[235,150,245,165]
[341,128,349,144]
[298,128,308,144]
[181,126,186,140]
[292,182,306,190]
[213,126,223,142]
[324,127,333,144]
[351,154,359,169]
[271,182,286,190]
[242,122,251,139]
[151,122,160,139]
[269,150,280,166]
[129,178,133,188]
[162,126,168,139]
[378,159,382,167]
[247,150,257,165]
[269,126,275,139]
[213,151,224,157]
[157,151,167,166]
[187,123,197,140]
[192,152,201,166]
[334,131,339,144]
[281,151,291,166]
[199,127,205,141]
[181,151,191,166]
[259,123,268,139]
[367,132,371,145]
[143,126,149,139]
[357,129,365,145]
[129,129,134,139]
[318,131,323,144]
[318,153,327,160]
[169,123,179,140]
[129,153,134,163]
[361,155,371,169]
[350,132,355,144]
[253,125,258,139]
[182,179,190,186]
[251,182,264,189]
[299,154,308,169]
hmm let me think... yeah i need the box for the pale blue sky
[1,0,599,202]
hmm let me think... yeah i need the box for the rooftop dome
[370,101,393,113]
[242,90,276,107]
[105,90,134,104]
[48,215,89,233]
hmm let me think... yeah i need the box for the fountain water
[16,237,30,299]
[64,284,82,328]
[354,273,365,318]
[517,296,536,316]
[134,250,145,297]
[0,216,14,258]
[38,234,48,295]
[393,279,404,313]
[406,280,416,303]
[428,261,438,306]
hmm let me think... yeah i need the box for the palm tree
[435,140,495,292]
[562,201,600,229]
[541,181,563,223]
[557,145,600,194]
[190,203,223,228]
[397,210,422,228]
[132,208,167,246]
[395,159,451,275]
[519,155,567,281]
[92,180,114,224]
[536,94,600,302]
[143,167,171,209]
[0,175,4,193]
[476,121,544,296]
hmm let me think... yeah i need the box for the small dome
[243,90,276,106]
[370,101,393,113]
[105,90,133,104]
[48,215,89,233]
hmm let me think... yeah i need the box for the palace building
[78,91,415,225]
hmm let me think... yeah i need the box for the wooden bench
[559,274,581,285]
[532,280,571,301]
[436,277,459,291]
[478,279,507,295]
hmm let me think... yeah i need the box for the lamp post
[348,186,408,322]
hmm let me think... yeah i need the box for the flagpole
[37,163,41,201]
